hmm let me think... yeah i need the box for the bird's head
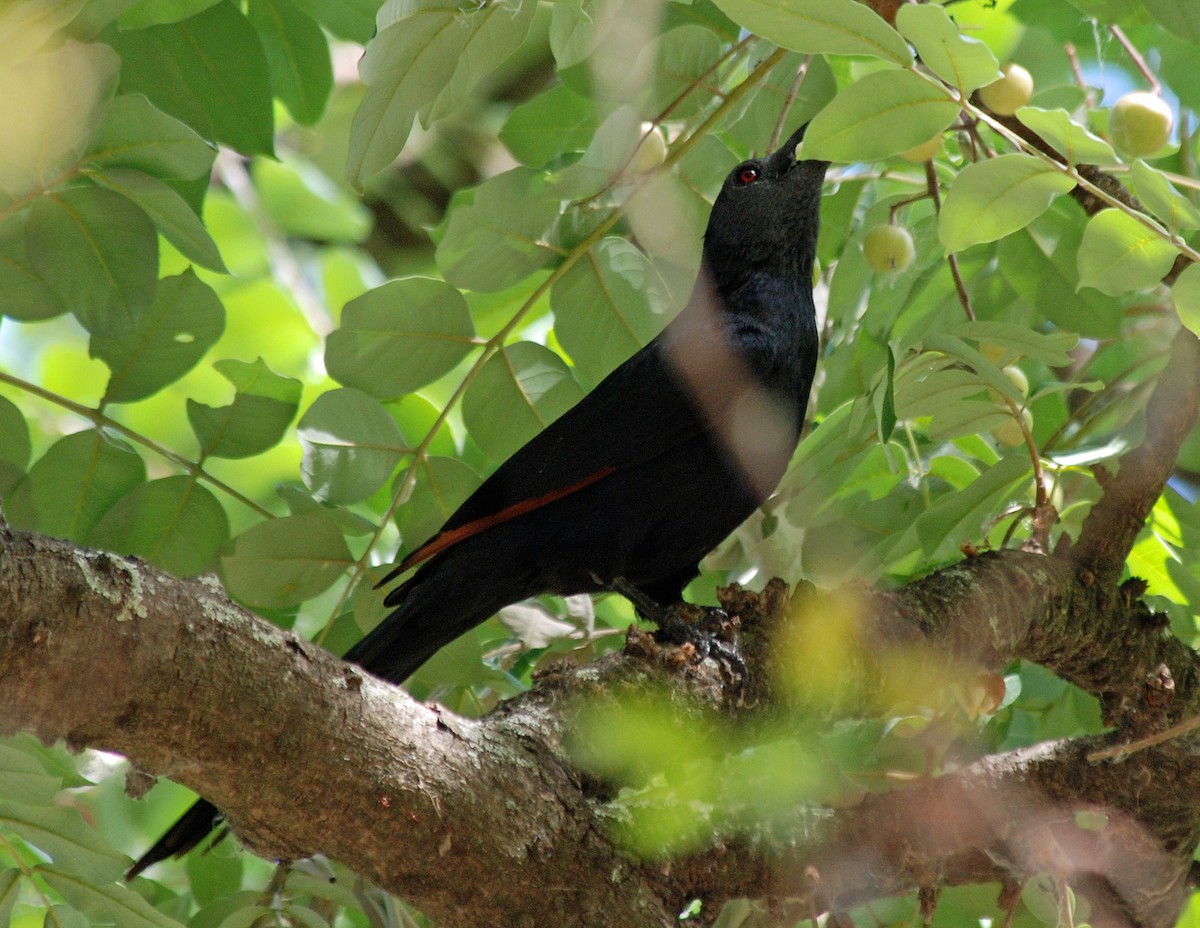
[702,124,828,295]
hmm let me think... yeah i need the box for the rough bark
[1,334,1198,927]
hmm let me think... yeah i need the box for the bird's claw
[653,603,747,689]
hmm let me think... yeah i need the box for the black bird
[128,126,827,879]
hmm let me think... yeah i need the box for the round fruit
[979,63,1033,116]
[993,407,1033,447]
[630,128,667,173]
[1109,91,1173,157]
[989,365,1029,402]
[863,224,916,274]
[898,134,942,163]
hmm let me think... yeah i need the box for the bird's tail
[125,797,223,880]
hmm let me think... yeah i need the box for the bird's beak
[769,123,814,173]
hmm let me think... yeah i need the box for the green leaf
[914,453,1030,556]
[0,212,65,322]
[801,69,960,163]
[0,39,119,204]
[120,0,222,28]
[709,0,911,64]
[551,237,672,384]
[0,869,18,928]
[247,0,333,126]
[1172,262,1200,337]
[108,2,275,156]
[347,7,461,185]
[87,477,230,576]
[325,277,476,397]
[187,358,302,459]
[298,388,405,504]
[93,167,227,271]
[1130,160,1200,232]
[38,865,186,928]
[895,4,1000,94]
[876,345,896,442]
[1076,208,1178,296]
[421,0,536,125]
[500,83,597,166]
[554,106,642,199]
[252,156,371,244]
[0,395,31,471]
[726,52,837,152]
[462,342,585,462]
[26,186,158,336]
[435,168,562,292]
[4,431,145,541]
[290,0,376,43]
[949,323,1078,369]
[0,804,127,883]
[1014,106,1119,166]
[87,93,216,180]
[221,513,352,608]
[92,268,225,404]
[1140,0,1200,43]
[938,154,1076,251]
[0,742,61,805]
[394,456,482,553]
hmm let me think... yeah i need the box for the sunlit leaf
[1015,106,1119,166]
[87,93,216,180]
[938,154,1075,251]
[709,0,911,64]
[802,69,959,163]
[0,804,127,883]
[1076,208,1177,296]
[895,4,1000,93]
[1130,160,1200,232]
[247,0,332,126]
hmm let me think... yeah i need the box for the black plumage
[128,126,827,879]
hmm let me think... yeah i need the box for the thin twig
[1088,712,1200,763]
[1109,25,1161,94]
[924,160,975,321]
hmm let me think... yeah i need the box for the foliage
[1,0,1199,925]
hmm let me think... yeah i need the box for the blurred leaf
[1130,160,1200,232]
[298,388,405,504]
[247,0,332,125]
[551,237,672,383]
[1076,208,1177,296]
[326,277,476,396]
[1174,262,1200,336]
[0,212,65,322]
[0,869,17,928]
[1015,106,1119,166]
[290,0,377,43]
[5,430,145,541]
[462,342,585,461]
[555,106,642,199]
[1140,0,1200,43]
[187,358,302,459]
[92,268,225,404]
[27,186,158,336]
[38,865,186,927]
[435,168,562,292]
[87,476,230,576]
[939,154,1076,252]
[0,742,60,805]
[252,156,371,243]
[87,93,216,180]
[221,513,352,608]
[0,396,31,471]
[950,321,1078,368]
[896,4,1000,93]
[94,167,226,271]
[709,0,911,63]
[0,39,118,204]
[109,2,275,156]
[120,0,222,28]
[1,804,127,883]
[802,68,959,162]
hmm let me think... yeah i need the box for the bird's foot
[602,576,746,688]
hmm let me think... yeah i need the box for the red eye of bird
[736,164,760,186]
